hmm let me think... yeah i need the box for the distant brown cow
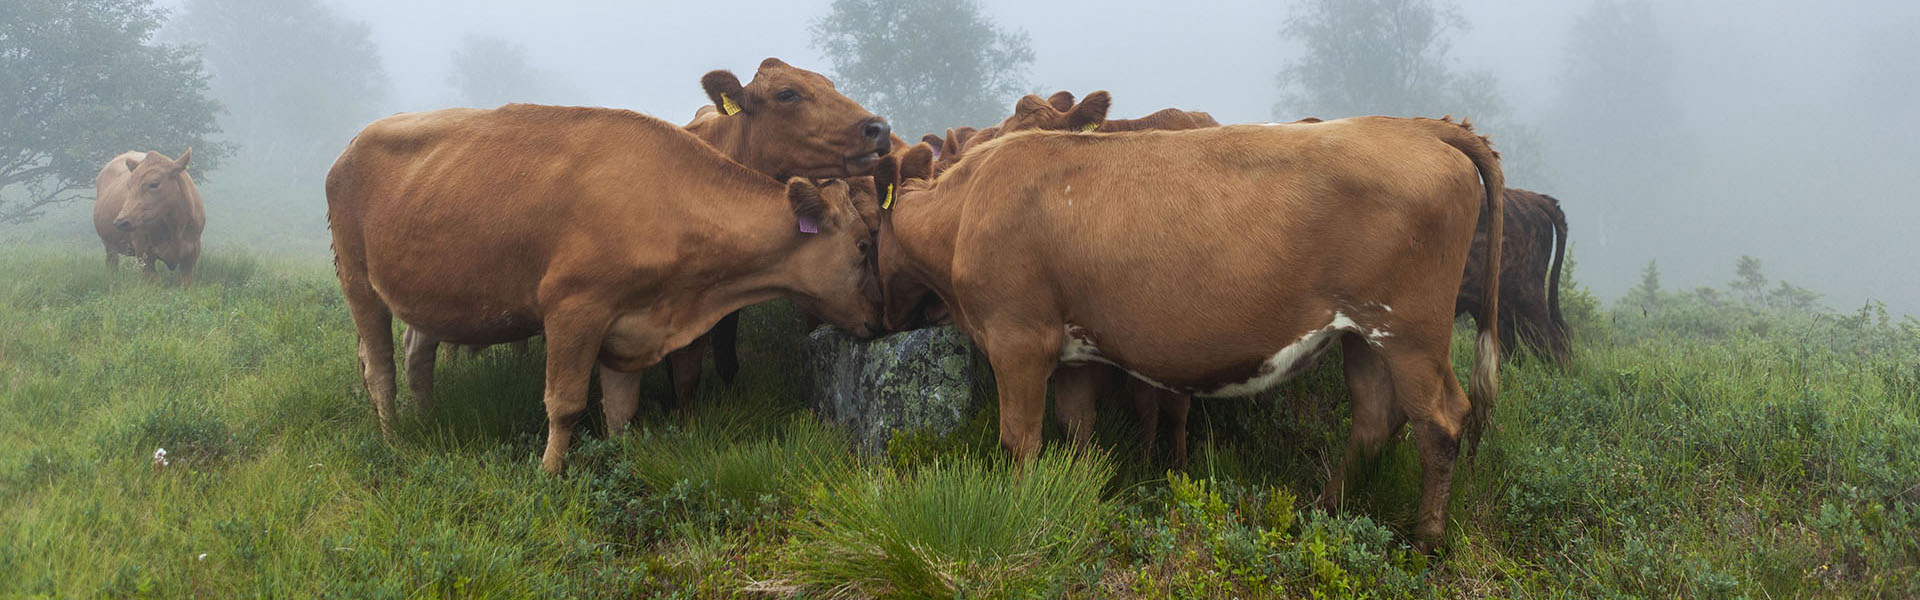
[93,150,205,286]
[683,58,893,400]
[327,104,882,473]
[1462,188,1570,363]
[932,90,1218,176]
[872,115,1503,550]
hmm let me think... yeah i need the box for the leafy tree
[812,0,1034,139]
[1271,0,1548,185]
[1629,259,1662,308]
[1273,0,1469,118]
[1731,255,1767,304]
[0,0,226,225]
[168,0,388,186]
[1544,1,1688,220]
[447,34,574,108]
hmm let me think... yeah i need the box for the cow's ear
[123,156,141,172]
[871,154,899,211]
[1047,90,1076,112]
[173,148,192,172]
[786,177,831,233]
[920,133,944,148]
[758,57,791,70]
[942,128,963,157]
[1014,95,1054,122]
[701,70,749,116]
[900,143,935,182]
[1067,90,1112,132]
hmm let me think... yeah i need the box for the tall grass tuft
[787,449,1115,598]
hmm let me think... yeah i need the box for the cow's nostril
[113,219,133,231]
[864,120,889,141]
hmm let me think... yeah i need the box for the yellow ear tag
[1080,122,1101,132]
[881,183,896,210]
[720,93,741,116]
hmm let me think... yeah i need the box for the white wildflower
[152,447,169,468]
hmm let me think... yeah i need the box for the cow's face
[998,90,1110,135]
[783,178,883,339]
[114,149,191,232]
[702,58,892,178]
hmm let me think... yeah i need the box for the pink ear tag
[797,215,819,234]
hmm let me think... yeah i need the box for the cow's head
[872,143,949,331]
[999,90,1110,134]
[113,149,192,232]
[782,177,883,339]
[701,58,891,178]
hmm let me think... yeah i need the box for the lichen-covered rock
[804,325,980,454]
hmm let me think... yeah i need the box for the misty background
[8,0,1917,317]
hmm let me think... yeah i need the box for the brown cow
[327,104,882,473]
[399,59,891,412]
[93,150,205,286]
[872,116,1503,550]
[929,91,1220,467]
[682,58,892,398]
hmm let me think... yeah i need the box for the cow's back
[325,104,773,343]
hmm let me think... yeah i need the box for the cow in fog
[327,104,882,473]
[871,114,1504,550]
[400,58,893,413]
[93,150,205,286]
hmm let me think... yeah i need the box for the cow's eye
[856,239,871,254]
[775,89,800,103]
[146,182,159,190]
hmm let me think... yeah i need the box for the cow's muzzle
[113,218,134,232]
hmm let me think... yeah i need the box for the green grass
[2,242,1917,598]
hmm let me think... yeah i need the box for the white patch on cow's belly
[1058,312,1382,398]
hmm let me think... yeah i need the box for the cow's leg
[1323,335,1405,511]
[711,311,741,383]
[538,308,609,474]
[598,364,644,436]
[665,334,711,413]
[1503,289,1557,362]
[401,327,440,414]
[1129,380,1163,464]
[1051,364,1103,448]
[177,252,198,288]
[1384,344,1470,553]
[1159,391,1192,470]
[984,327,1061,461]
[341,276,399,439]
[103,245,119,272]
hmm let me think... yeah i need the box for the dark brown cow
[1461,188,1570,363]
[872,115,1504,550]
[92,150,205,286]
[683,58,892,398]
[327,104,882,473]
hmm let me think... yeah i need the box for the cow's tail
[1436,118,1503,455]
[1543,194,1570,363]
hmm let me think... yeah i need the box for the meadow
[2,241,1917,598]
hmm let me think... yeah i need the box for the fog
[147,0,1919,315]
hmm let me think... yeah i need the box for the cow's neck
[657,193,821,323]
[686,115,783,179]
[893,190,963,300]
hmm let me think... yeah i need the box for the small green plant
[786,449,1114,598]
